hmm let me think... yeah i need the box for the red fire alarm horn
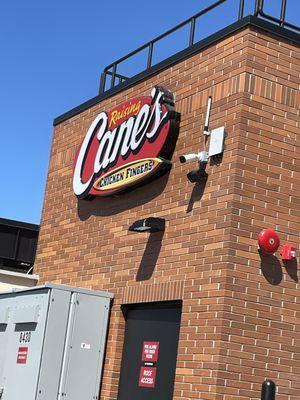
[258,228,280,255]
[280,244,296,261]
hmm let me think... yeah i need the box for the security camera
[179,154,199,163]
[179,151,208,164]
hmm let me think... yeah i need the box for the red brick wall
[35,25,300,399]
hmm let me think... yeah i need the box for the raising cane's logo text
[73,87,180,198]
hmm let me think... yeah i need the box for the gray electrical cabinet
[0,283,113,400]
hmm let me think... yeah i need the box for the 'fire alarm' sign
[142,341,159,362]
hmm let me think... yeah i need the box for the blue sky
[0,0,298,224]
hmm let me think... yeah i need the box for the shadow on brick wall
[260,252,283,285]
[136,232,164,281]
[283,259,298,283]
[186,180,207,213]
[77,173,170,220]
[260,251,298,285]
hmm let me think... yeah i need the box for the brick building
[35,2,300,399]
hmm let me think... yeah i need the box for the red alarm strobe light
[281,244,296,261]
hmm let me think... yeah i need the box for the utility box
[0,283,113,400]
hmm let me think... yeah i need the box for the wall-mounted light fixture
[129,217,165,233]
[186,168,208,183]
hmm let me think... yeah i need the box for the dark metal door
[117,301,182,400]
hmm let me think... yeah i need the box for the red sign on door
[142,341,159,362]
[17,347,28,364]
[138,366,157,388]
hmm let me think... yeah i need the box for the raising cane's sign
[73,86,180,199]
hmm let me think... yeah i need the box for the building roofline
[0,268,39,282]
[0,217,39,231]
[53,15,300,127]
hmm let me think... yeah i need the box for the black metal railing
[99,0,299,94]
[256,0,299,31]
